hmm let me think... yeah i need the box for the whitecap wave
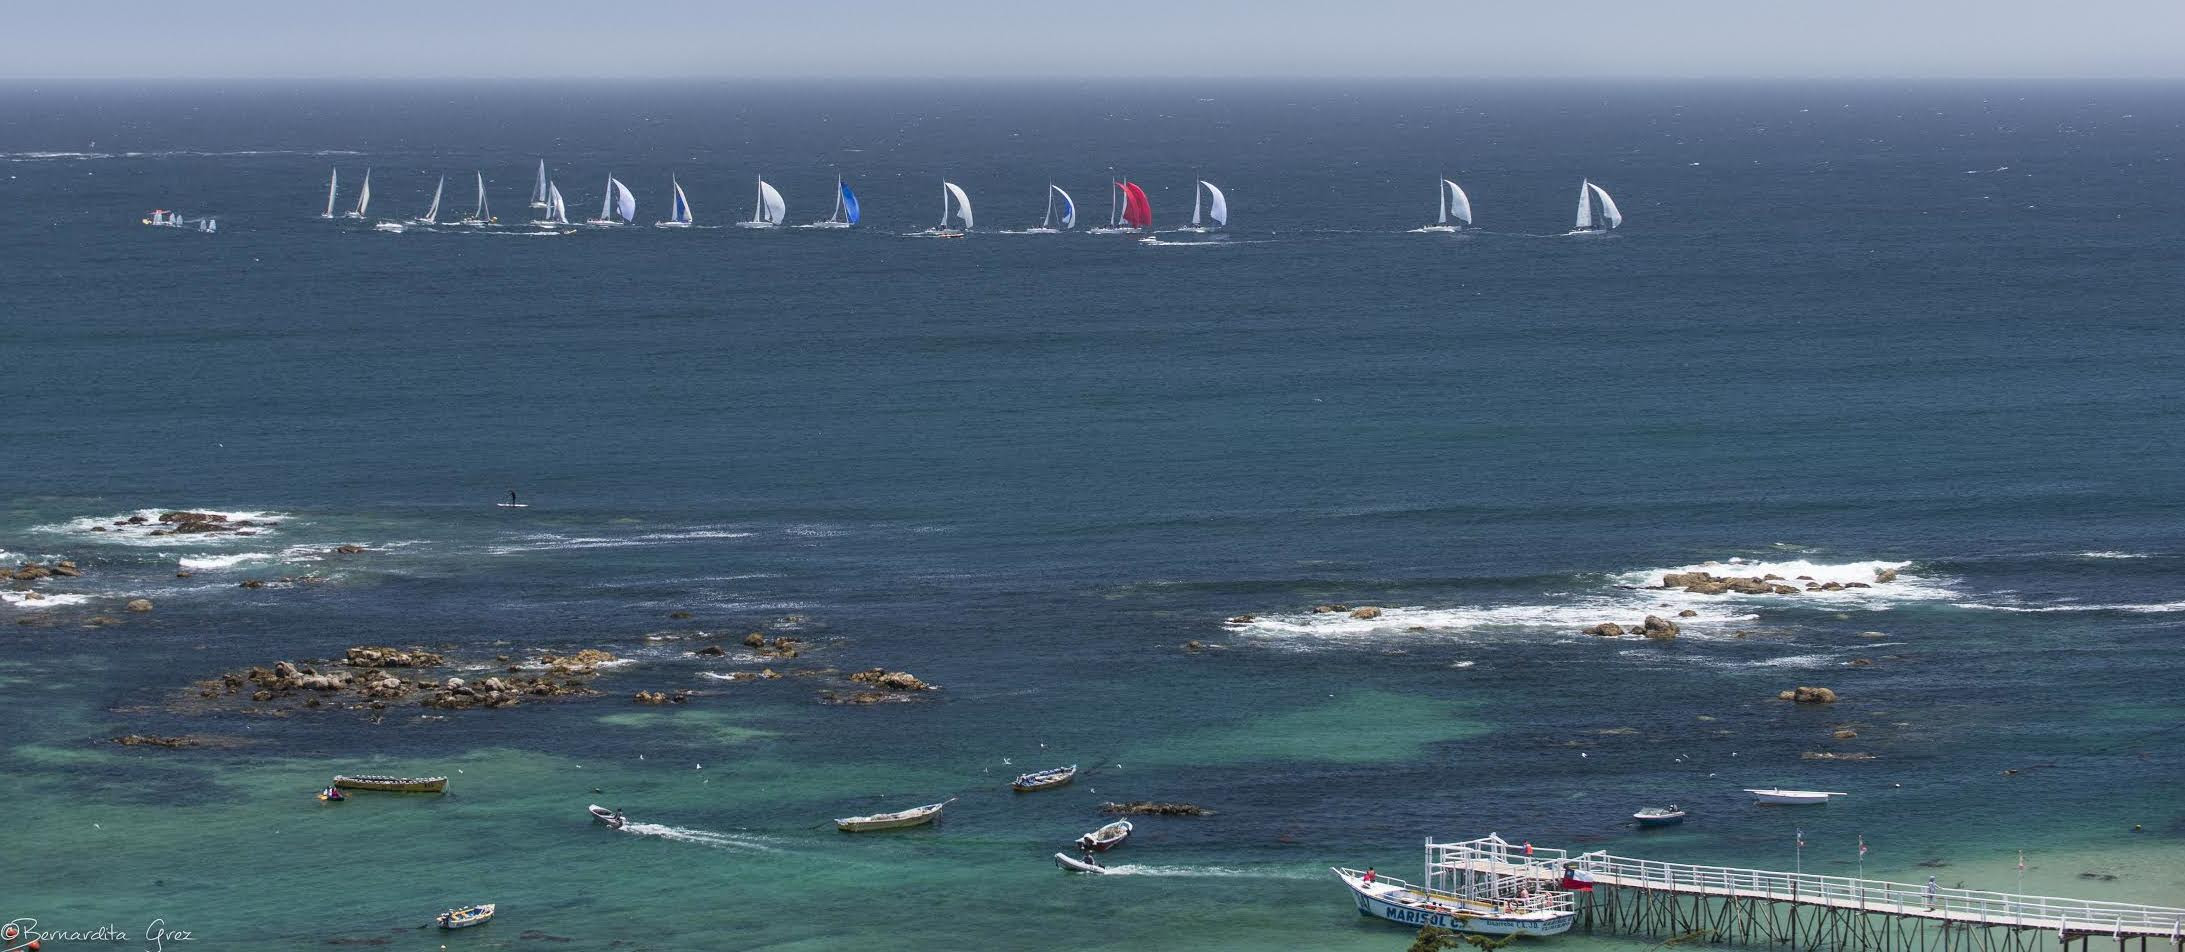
[177,552,275,571]
[617,822,781,852]
[485,528,754,555]
[2078,551,2152,560]
[1233,600,1759,642]
[1,591,93,609]
[1617,557,1957,603]
[36,508,289,546]
[1955,601,2185,614]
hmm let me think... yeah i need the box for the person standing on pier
[1924,875,1938,910]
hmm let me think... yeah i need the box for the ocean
[2,80,2182,950]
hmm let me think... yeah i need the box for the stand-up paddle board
[496,503,529,508]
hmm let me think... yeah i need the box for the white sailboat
[655,176,694,228]
[916,181,973,237]
[800,175,857,229]
[1413,178,1474,233]
[529,159,550,210]
[1570,179,1622,234]
[342,168,372,219]
[737,176,786,229]
[456,171,493,227]
[585,175,636,226]
[320,168,339,219]
[409,174,446,226]
[530,181,570,228]
[1022,183,1075,234]
[1176,178,1227,233]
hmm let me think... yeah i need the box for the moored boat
[436,903,495,929]
[332,774,448,793]
[1055,851,1113,874]
[317,786,345,802]
[1076,819,1133,852]
[1746,788,1846,805]
[1334,867,1579,936]
[835,798,954,832]
[1634,806,1687,827]
[588,804,626,830]
[1011,764,1077,792]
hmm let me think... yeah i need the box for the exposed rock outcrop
[344,646,445,668]
[847,668,936,691]
[1348,606,1383,620]
[1778,686,1839,703]
[1640,615,1679,640]
[1584,623,1626,637]
[125,598,154,613]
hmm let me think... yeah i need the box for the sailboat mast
[753,176,763,224]
[1043,183,1054,228]
[1438,178,1448,225]
[1192,171,1202,228]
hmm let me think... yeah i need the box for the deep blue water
[2,81,2182,950]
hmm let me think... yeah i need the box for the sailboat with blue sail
[656,176,694,228]
[802,176,858,229]
[1022,184,1075,234]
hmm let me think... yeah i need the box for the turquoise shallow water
[3,80,2183,949]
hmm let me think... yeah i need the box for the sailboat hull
[654,221,693,229]
[795,221,853,229]
[1411,225,1459,234]
[1086,226,1142,235]
[736,221,779,230]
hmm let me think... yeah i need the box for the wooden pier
[1432,837,2185,952]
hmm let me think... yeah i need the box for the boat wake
[484,527,755,555]
[1098,864,1315,880]
[616,822,783,852]
[1953,600,2185,615]
[2078,551,2153,560]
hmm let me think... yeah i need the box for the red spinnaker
[1120,182,1152,229]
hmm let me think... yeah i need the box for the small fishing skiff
[1746,788,1846,805]
[1076,819,1133,852]
[332,774,448,793]
[1634,806,1687,827]
[835,798,954,832]
[436,903,495,929]
[1012,765,1077,792]
[1055,851,1113,874]
[317,786,346,802]
[588,804,625,830]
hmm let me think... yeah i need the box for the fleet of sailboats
[1413,178,1474,233]
[314,164,1625,235]
[738,175,787,228]
[1571,179,1622,234]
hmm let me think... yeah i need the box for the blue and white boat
[803,176,859,229]
[1024,183,1075,233]
[1335,835,1579,937]
[656,176,694,228]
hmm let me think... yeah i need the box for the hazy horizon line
[4,74,2183,85]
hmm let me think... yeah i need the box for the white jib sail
[532,160,548,205]
[1200,181,1227,227]
[612,177,635,222]
[324,169,338,217]
[355,169,372,216]
[758,180,786,225]
[943,181,972,230]
[548,183,567,223]
[1575,180,1594,230]
[1444,179,1472,225]
[1590,182,1622,229]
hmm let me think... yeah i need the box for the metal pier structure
[1441,836,2185,952]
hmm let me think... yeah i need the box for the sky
[8,0,2182,80]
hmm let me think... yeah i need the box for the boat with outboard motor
[588,804,626,830]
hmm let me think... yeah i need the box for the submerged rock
[1583,623,1625,637]
[847,668,936,691]
[1348,606,1383,620]
[112,734,200,748]
[125,598,154,613]
[1778,686,1839,703]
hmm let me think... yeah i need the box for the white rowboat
[1746,788,1847,805]
[835,798,954,832]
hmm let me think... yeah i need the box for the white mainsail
[1444,179,1472,225]
[670,177,692,224]
[942,181,972,230]
[464,171,491,224]
[598,175,615,221]
[322,168,338,219]
[1574,180,1595,231]
[1201,181,1227,227]
[1589,182,1622,229]
[417,174,445,224]
[347,168,372,218]
[548,183,568,224]
[530,160,549,208]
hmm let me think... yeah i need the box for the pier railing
[1566,851,2185,938]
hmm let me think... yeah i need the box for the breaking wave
[35,508,289,546]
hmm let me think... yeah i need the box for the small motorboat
[1055,851,1114,874]
[436,903,495,929]
[317,786,346,802]
[1746,788,1847,805]
[1012,765,1078,792]
[333,774,448,793]
[1076,819,1134,852]
[1634,806,1686,827]
[835,798,955,832]
[588,804,625,830]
